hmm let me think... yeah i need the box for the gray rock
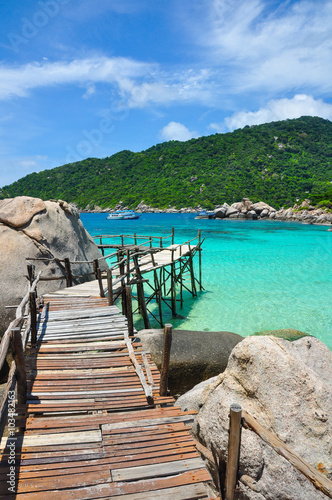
[252,201,275,215]
[226,206,240,217]
[214,203,229,219]
[0,197,105,335]
[136,329,243,395]
[180,336,332,500]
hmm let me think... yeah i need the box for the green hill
[1,116,332,210]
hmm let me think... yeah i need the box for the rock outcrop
[0,196,104,334]
[214,199,275,220]
[177,335,332,500]
[136,329,243,395]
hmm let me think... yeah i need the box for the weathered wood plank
[112,458,206,481]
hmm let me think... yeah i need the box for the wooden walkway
[0,285,218,499]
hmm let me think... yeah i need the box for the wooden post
[27,264,35,286]
[159,324,172,396]
[171,250,176,317]
[189,250,197,297]
[179,259,184,309]
[126,249,130,284]
[121,235,124,247]
[11,328,27,405]
[171,227,174,245]
[198,229,203,291]
[154,270,163,327]
[118,252,127,317]
[224,403,242,500]
[126,285,134,337]
[97,267,105,298]
[107,268,113,306]
[149,237,152,248]
[64,257,73,287]
[134,233,137,245]
[159,237,163,249]
[132,255,150,329]
[93,259,98,279]
[99,237,104,256]
[29,291,37,346]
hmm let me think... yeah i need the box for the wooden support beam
[107,268,113,306]
[154,269,163,327]
[188,250,197,297]
[64,258,73,287]
[27,263,35,286]
[198,229,203,291]
[171,263,177,317]
[126,285,134,337]
[224,403,242,500]
[11,327,27,406]
[159,323,172,397]
[171,227,175,245]
[29,291,37,346]
[132,255,150,329]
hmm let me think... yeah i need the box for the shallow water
[80,213,332,349]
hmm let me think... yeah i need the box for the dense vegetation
[1,116,332,210]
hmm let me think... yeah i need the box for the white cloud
[191,0,332,94]
[160,121,198,141]
[212,95,332,131]
[0,57,214,109]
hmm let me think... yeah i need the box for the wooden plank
[112,457,206,481]
[102,414,195,431]
[1,430,101,450]
[97,482,211,500]
[14,468,212,500]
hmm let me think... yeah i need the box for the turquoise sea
[80,213,332,350]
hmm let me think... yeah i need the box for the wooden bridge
[0,285,218,498]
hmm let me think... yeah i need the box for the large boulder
[0,196,105,334]
[136,329,243,396]
[177,336,332,500]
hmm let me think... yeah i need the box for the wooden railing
[0,272,42,439]
[201,404,332,499]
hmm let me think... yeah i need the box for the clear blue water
[80,213,332,349]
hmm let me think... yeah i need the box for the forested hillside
[1,116,332,209]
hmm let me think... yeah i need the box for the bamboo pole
[159,324,172,396]
[224,403,242,500]
[107,268,113,306]
[11,328,27,405]
[29,291,37,346]
[126,285,134,337]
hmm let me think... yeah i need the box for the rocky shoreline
[81,198,332,227]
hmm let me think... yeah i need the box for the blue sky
[1,0,332,186]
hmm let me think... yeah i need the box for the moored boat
[194,210,215,219]
[106,210,140,220]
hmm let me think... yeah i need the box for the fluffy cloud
[0,57,214,108]
[212,95,332,131]
[160,121,198,141]
[191,0,332,94]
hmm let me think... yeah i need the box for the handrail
[0,272,41,372]
[220,404,332,500]
[0,271,42,439]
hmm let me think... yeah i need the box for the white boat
[106,210,140,220]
